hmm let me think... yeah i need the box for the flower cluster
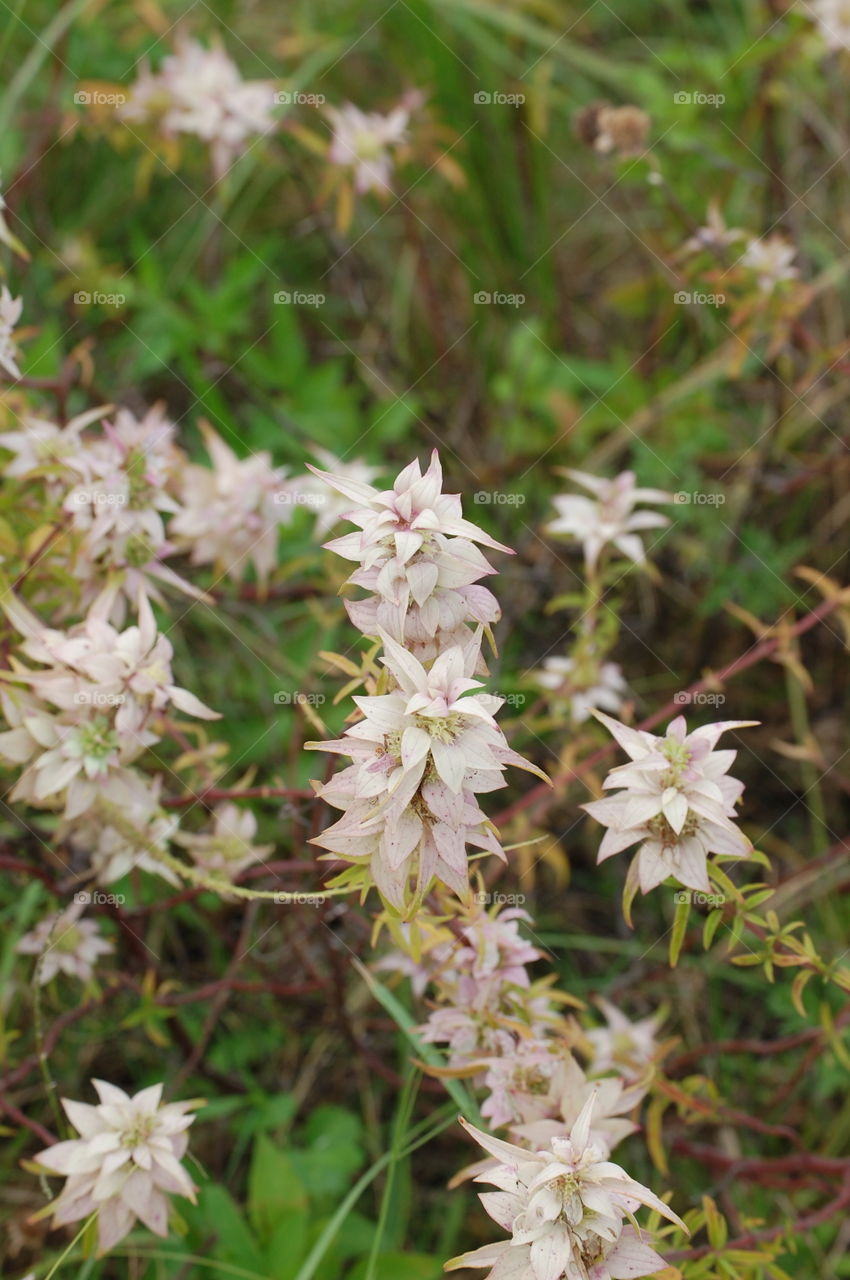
[545,470,673,574]
[740,234,799,293]
[413,901,565,1126]
[380,899,652,1148]
[532,654,628,726]
[118,36,277,178]
[310,637,546,911]
[0,590,218,821]
[807,0,850,52]
[16,902,112,985]
[170,423,298,585]
[0,400,359,610]
[325,93,426,194]
[584,711,756,895]
[308,450,547,912]
[0,356,375,908]
[584,999,664,1083]
[447,1098,686,1280]
[33,1080,199,1254]
[174,801,273,880]
[310,449,510,662]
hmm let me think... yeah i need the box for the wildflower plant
[2,8,850,1279]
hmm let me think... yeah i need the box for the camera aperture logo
[673,690,726,707]
[674,290,725,307]
[74,889,126,906]
[472,891,526,906]
[273,490,325,508]
[474,491,526,506]
[674,890,726,907]
[274,90,325,106]
[473,91,525,107]
[672,490,725,506]
[274,290,325,306]
[673,90,725,107]
[474,290,525,307]
[74,90,126,106]
[73,291,126,307]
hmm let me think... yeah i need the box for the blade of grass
[353,959,483,1126]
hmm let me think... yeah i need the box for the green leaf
[702,908,724,951]
[248,1135,309,1242]
[348,1252,442,1280]
[265,1211,310,1280]
[669,896,691,968]
[184,1186,266,1279]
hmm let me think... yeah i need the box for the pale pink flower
[0,285,23,379]
[4,589,218,729]
[740,235,798,292]
[60,773,179,885]
[807,0,850,52]
[446,1097,686,1280]
[0,406,107,481]
[171,423,295,584]
[33,1080,199,1254]
[0,401,204,611]
[310,760,505,910]
[0,704,139,821]
[16,903,112,984]
[309,449,509,655]
[477,1040,569,1131]
[0,591,218,820]
[681,201,746,256]
[546,471,672,572]
[293,449,381,538]
[455,906,542,988]
[584,999,664,1083]
[326,100,415,193]
[533,656,627,724]
[376,902,537,1000]
[174,802,273,880]
[453,1052,645,1183]
[415,906,559,1105]
[511,1053,645,1153]
[583,711,756,894]
[308,636,545,910]
[120,37,277,178]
